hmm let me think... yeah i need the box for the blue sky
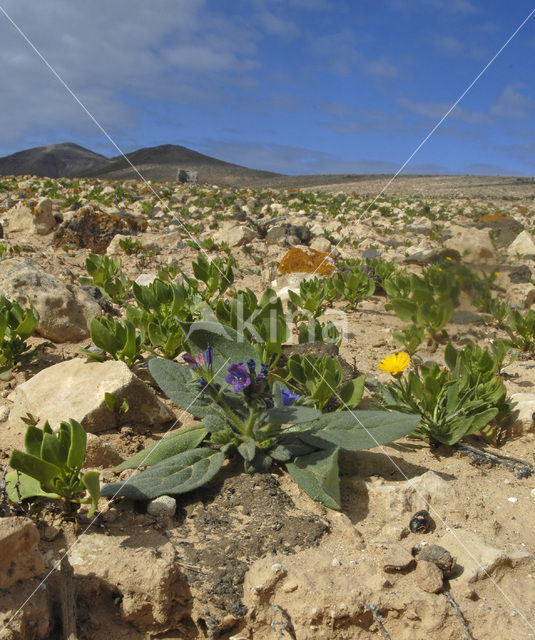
[1,0,534,175]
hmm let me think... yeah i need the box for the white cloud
[257,11,300,39]
[490,85,535,120]
[364,57,399,79]
[0,0,260,147]
[429,34,486,59]
[390,0,477,13]
[397,96,491,125]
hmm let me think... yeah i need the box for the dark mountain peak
[0,142,109,178]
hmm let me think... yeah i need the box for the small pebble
[282,580,298,593]
[415,560,444,593]
[508,497,518,503]
[146,495,176,519]
[382,544,415,573]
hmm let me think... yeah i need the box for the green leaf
[24,425,44,457]
[299,410,421,451]
[5,470,60,502]
[66,420,87,470]
[148,358,212,418]
[81,471,101,517]
[9,450,60,487]
[390,298,418,323]
[286,447,341,510]
[101,447,225,500]
[185,321,258,371]
[338,375,365,409]
[40,432,68,468]
[105,392,118,412]
[238,436,256,462]
[90,317,119,355]
[265,405,322,425]
[115,424,209,470]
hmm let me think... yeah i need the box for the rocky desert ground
[0,172,535,640]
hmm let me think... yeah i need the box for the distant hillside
[81,144,283,187]
[0,142,109,178]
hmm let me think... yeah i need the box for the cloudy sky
[1,0,534,175]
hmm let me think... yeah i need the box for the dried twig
[444,590,473,640]
[270,604,296,640]
[59,555,77,640]
[455,442,533,478]
[366,604,392,640]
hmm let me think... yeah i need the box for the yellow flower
[494,271,500,277]
[378,352,411,376]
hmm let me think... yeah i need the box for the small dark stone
[416,544,455,577]
[409,509,432,533]
[362,248,382,260]
[509,265,532,284]
[451,309,483,325]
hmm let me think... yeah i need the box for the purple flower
[199,376,208,391]
[225,363,251,392]
[246,358,256,375]
[195,353,205,366]
[255,362,269,383]
[182,353,197,367]
[205,345,214,366]
[281,387,299,406]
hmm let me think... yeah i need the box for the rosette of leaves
[287,277,336,319]
[80,315,143,368]
[101,321,419,511]
[215,288,289,363]
[0,296,39,379]
[125,279,197,359]
[79,253,132,304]
[6,419,100,516]
[332,267,375,309]
[375,342,510,445]
[297,317,342,346]
[180,252,235,302]
[386,272,455,350]
[273,353,365,411]
[505,309,535,354]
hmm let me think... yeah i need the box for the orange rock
[478,212,511,223]
[278,246,336,275]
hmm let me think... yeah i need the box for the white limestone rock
[9,358,173,434]
[0,257,101,342]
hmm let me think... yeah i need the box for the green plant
[80,315,143,368]
[100,323,419,510]
[215,288,289,363]
[6,419,100,516]
[104,392,130,417]
[385,272,455,350]
[332,268,375,308]
[186,237,215,251]
[182,252,235,301]
[297,318,342,346]
[157,262,181,283]
[375,343,510,445]
[126,279,196,359]
[288,277,335,319]
[274,354,365,411]
[505,309,535,353]
[0,243,22,261]
[118,237,143,255]
[79,253,133,303]
[392,325,426,356]
[0,296,39,378]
